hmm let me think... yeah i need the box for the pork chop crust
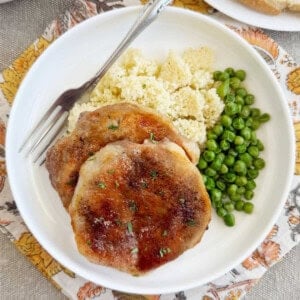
[69,140,211,275]
[46,103,199,208]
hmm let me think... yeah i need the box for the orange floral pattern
[77,282,104,300]
[287,67,300,95]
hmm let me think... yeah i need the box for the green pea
[202,174,207,183]
[223,213,235,226]
[245,190,254,200]
[251,131,257,144]
[225,67,235,77]
[248,146,259,157]
[240,127,252,140]
[240,106,251,118]
[245,117,253,128]
[205,167,217,177]
[247,169,259,179]
[236,88,247,97]
[216,153,226,162]
[220,164,229,174]
[211,188,222,202]
[225,93,235,103]
[227,184,238,195]
[239,153,253,167]
[221,115,232,127]
[235,95,244,106]
[205,177,215,190]
[253,158,265,169]
[251,119,260,130]
[245,180,256,190]
[234,136,245,145]
[217,207,227,217]
[228,149,238,157]
[223,172,236,183]
[230,77,241,89]
[230,193,241,202]
[235,200,245,211]
[257,139,264,151]
[224,155,235,167]
[222,130,236,142]
[232,117,245,130]
[225,102,239,116]
[206,139,218,151]
[217,79,230,98]
[235,144,247,154]
[244,94,255,105]
[219,72,230,81]
[198,158,207,170]
[243,202,254,214]
[203,150,215,162]
[237,186,246,195]
[235,176,248,186]
[216,180,226,191]
[259,113,271,123]
[213,124,224,136]
[207,132,217,140]
[224,202,235,212]
[211,159,222,171]
[234,160,247,174]
[213,71,222,81]
[251,108,261,118]
[220,140,230,151]
[235,69,246,81]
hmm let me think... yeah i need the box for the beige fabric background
[0,0,299,299]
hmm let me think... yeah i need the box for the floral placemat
[0,1,299,299]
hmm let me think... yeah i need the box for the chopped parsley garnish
[162,230,168,237]
[107,169,115,174]
[159,247,171,257]
[108,124,119,130]
[128,200,137,212]
[98,182,106,189]
[141,181,148,189]
[87,156,95,161]
[149,132,157,144]
[186,219,196,226]
[150,170,158,179]
[86,240,91,246]
[127,221,133,234]
[131,247,139,254]
[142,83,147,89]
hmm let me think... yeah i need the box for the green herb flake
[141,181,148,189]
[86,240,92,246]
[142,83,147,89]
[159,247,171,257]
[128,200,137,212]
[131,247,139,254]
[87,156,95,161]
[149,132,157,144]
[150,170,158,179]
[186,219,196,226]
[108,124,119,131]
[162,230,168,237]
[127,221,133,234]
[107,169,115,174]
[115,181,120,188]
[98,182,106,189]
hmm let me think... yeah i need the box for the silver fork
[18,0,172,163]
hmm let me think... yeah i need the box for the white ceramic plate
[6,6,295,294]
[205,0,300,31]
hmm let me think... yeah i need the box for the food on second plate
[69,140,211,275]
[199,68,270,226]
[68,48,224,147]
[237,0,300,15]
[46,103,200,209]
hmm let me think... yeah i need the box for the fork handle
[88,0,172,87]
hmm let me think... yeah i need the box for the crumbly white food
[68,48,224,146]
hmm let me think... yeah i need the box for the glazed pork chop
[46,103,199,208]
[69,140,211,274]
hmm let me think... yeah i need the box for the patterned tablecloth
[0,1,299,299]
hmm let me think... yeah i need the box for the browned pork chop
[69,140,211,275]
[46,103,199,208]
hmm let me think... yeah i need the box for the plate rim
[6,5,296,294]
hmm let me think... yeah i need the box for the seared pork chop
[69,140,211,274]
[46,103,199,208]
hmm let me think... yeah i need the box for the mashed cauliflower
[68,48,224,147]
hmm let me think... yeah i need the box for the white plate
[6,6,295,294]
[205,0,300,31]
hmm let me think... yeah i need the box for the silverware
[19,0,172,163]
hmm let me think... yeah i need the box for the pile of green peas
[198,68,270,227]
